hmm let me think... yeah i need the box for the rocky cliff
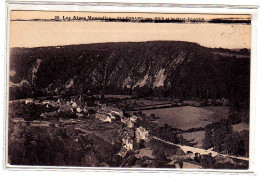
[9,41,250,100]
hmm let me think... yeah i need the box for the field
[140,105,229,130]
[124,98,230,130]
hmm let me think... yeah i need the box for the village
[9,94,248,169]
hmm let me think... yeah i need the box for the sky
[9,11,251,49]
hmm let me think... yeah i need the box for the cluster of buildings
[207,97,229,106]
[44,98,88,119]
[93,104,150,159]
[117,117,150,158]
[35,96,151,157]
[94,105,124,123]
[93,104,149,157]
[21,95,92,122]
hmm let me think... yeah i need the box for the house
[110,107,124,117]
[25,98,34,104]
[126,118,134,128]
[72,102,77,108]
[76,106,82,113]
[107,112,116,120]
[95,113,112,123]
[136,126,149,143]
[130,115,137,122]
[221,98,229,106]
[122,137,134,151]
[42,100,50,105]
[83,107,88,113]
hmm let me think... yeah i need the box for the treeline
[203,118,249,157]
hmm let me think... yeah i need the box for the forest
[10,41,250,103]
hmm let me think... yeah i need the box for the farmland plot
[141,106,229,130]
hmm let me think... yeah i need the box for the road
[151,136,249,161]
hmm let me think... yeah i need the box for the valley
[8,41,250,169]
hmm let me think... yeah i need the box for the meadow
[140,105,229,130]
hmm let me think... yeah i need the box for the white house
[122,137,133,151]
[95,113,112,123]
[136,126,149,143]
[130,115,137,122]
[42,100,50,105]
[76,107,82,113]
[25,98,34,104]
[110,108,124,117]
[72,102,77,108]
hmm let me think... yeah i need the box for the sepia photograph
[7,10,251,170]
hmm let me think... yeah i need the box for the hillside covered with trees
[9,41,250,123]
[10,41,249,98]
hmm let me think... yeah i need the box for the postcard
[6,9,252,171]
